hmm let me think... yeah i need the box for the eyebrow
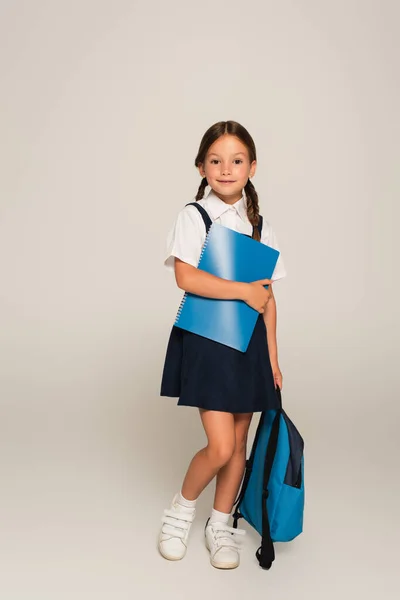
[208,152,246,157]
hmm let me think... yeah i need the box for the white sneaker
[204,518,246,569]
[158,493,196,561]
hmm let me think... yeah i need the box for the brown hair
[194,120,261,241]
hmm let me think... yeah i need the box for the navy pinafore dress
[160,203,280,414]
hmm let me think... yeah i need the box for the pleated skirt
[160,314,280,413]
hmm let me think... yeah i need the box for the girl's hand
[271,362,283,390]
[242,279,272,313]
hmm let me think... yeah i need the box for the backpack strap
[185,202,212,234]
[256,409,281,570]
[232,387,282,570]
[256,215,263,239]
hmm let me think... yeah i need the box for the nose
[221,163,231,175]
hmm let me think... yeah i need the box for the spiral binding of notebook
[174,223,214,325]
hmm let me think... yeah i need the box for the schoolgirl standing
[158,120,287,569]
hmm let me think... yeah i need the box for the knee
[206,441,236,468]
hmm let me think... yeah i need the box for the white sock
[209,507,230,524]
[177,490,197,509]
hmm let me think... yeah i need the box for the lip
[217,180,236,184]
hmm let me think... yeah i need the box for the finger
[252,278,272,286]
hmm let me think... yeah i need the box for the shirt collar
[205,187,248,223]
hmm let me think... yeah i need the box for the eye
[210,159,243,164]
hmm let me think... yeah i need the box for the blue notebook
[174,223,280,352]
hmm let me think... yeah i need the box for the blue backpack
[232,387,305,569]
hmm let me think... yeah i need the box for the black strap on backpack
[256,410,281,569]
[185,202,263,238]
[232,387,282,569]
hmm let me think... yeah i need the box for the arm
[263,285,283,388]
[174,258,271,312]
[175,258,248,300]
[263,285,278,363]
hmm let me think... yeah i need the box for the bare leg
[180,409,236,501]
[213,412,253,513]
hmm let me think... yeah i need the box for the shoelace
[161,506,195,540]
[208,522,246,552]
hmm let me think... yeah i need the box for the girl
[158,120,287,570]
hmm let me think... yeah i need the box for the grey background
[0,1,399,598]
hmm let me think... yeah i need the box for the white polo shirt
[164,187,287,282]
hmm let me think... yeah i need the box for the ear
[249,159,257,179]
[197,163,206,178]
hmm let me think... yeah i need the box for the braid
[245,179,261,241]
[195,177,208,201]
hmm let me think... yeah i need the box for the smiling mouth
[218,180,236,183]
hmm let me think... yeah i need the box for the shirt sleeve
[261,220,287,282]
[164,205,207,271]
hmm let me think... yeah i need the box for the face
[198,134,256,204]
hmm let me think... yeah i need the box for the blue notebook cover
[174,223,280,352]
